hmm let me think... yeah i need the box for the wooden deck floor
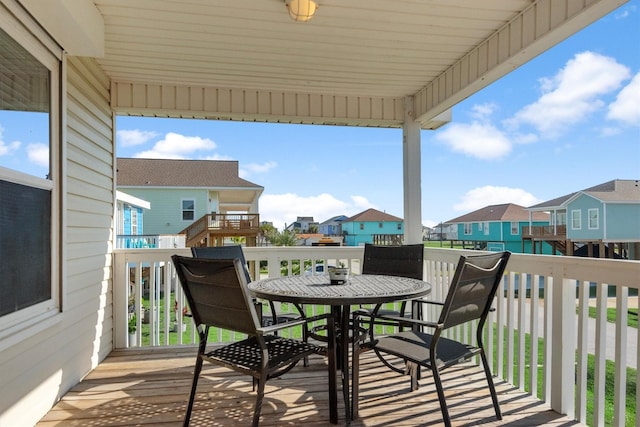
[37,347,583,427]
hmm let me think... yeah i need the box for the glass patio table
[248,273,431,423]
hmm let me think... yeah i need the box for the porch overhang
[18,0,626,129]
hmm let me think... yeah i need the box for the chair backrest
[171,255,259,335]
[362,243,424,280]
[191,245,252,283]
[439,251,510,330]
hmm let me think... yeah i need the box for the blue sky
[1,2,639,230]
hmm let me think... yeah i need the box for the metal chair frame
[172,255,337,426]
[352,251,511,426]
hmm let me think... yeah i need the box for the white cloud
[453,186,541,212]
[0,125,21,156]
[134,132,217,158]
[470,103,498,120]
[239,161,278,178]
[607,72,640,125]
[117,129,159,147]
[260,193,374,230]
[435,121,511,160]
[506,51,631,137]
[0,139,20,156]
[26,143,49,167]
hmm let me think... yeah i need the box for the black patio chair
[191,245,305,326]
[356,243,425,373]
[352,251,511,426]
[171,255,337,426]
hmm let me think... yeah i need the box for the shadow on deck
[37,347,583,426]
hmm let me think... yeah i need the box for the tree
[261,226,298,246]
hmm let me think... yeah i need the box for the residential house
[116,158,263,247]
[285,216,318,233]
[0,1,624,425]
[526,179,640,259]
[115,191,150,248]
[318,215,348,236]
[446,204,551,253]
[341,208,404,246]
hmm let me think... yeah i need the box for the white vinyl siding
[0,45,114,426]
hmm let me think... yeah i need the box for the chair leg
[184,356,204,427]
[252,374,268,427]
[480,350,502,420]
[351,340,361,420]
[431,366,452,427]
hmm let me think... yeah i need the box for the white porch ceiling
[24,0,629,127]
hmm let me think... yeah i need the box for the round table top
[248,274,431,306]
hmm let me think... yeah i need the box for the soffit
[69,0,629,126]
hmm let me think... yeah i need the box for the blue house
[115,191,150,248]
[527,179,640,259]
[318,215,347,236]
[341,208,404,246]
[447,203,550,253]
[117,158,264,247]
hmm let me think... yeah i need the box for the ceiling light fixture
[286,0,318,22]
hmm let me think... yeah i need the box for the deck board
[37,347,582,426]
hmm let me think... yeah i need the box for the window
[588,208,599,230]
[484,222,490,235]
[182,199,195,221]
[359,223,364,230]
[378,222,383,228]
[571,210,582,230]
[464,223,472,235]
[0,21,60,330]
[511,222,519,235]
[397,223,402,230]
[131,208,138,235]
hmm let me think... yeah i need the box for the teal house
[446,203,550,253]
[115,191,150,248]
[341,208,404,246]
[527,179,640,259]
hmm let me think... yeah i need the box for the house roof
[116,158,263,190]
[21,1,624,129]
[447,203,549,223]
[344,208,403,223]
[319,215,348,225]
[528,179,640,210]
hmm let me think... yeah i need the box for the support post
[402,96,422,244]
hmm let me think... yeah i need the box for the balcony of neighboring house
[180,213,261,247]
[116,234,186,249]
[522,224,570,255]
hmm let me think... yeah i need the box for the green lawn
[586,306,638,329]
[491,325,636,427]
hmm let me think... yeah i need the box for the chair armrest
[416,298,444,306]
[257,312,331,335]
[355,310,442,329]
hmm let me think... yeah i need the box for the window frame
[0,11,62,344]
[181,199,195,221]
[511,221,519,235]
[463,223,472,235]
[588,208,599,230]
[571,210,582,230]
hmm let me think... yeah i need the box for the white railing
[113,247,640,426]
